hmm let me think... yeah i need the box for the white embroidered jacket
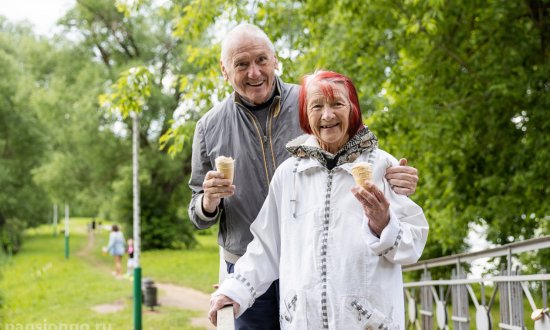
[215,134,429,330]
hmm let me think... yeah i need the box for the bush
[0,217,26,255]
[107,152,197,250]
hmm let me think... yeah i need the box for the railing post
[420,269,433,330]
[217,306,235,330]
[507,247,514,327]
[535,279,550,330]
[451,267,469,330]
[543,279,548,310]
[499,267,527,329]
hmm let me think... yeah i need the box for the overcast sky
[0,0,75,35]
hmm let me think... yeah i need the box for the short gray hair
[220,23,276,67]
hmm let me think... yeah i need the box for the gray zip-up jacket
[188,77,302,256]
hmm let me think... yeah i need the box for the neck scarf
[286,126,378,169]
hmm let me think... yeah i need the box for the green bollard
[64,203,69,259]
[134,266,142,330]
[65,236,69,259]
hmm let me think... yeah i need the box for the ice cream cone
[351,162,372,188]
[215,156,235,183]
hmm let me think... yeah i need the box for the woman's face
[306,81,351,154]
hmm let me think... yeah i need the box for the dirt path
[156,283,214,330]
[79,231,215,330]
[76,229,98,258]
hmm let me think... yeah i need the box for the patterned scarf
[286,126,378,168]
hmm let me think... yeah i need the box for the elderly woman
[209,71,428,329]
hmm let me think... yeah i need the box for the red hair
[298,70,363,136]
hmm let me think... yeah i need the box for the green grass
[3,218,544,329]
[140,234,219,294]
[0,219,213,329]
[90,223,220,294]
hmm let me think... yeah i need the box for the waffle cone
[215,156,235,183]
[351,162,372,188]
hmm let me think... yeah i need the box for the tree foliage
[0,19,53,253]
[0,0,548,259]
[99,66,152,118]
[166,0,549,260]
[56,0,199,249]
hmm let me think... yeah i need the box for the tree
[166,0,549,260]
[0,19,51,253]
[57,0,200,249]
[30,39,127,216]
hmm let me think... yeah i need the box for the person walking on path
[106,225,125,277]
[188,23,420,329]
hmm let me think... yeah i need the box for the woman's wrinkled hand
[352,182,390,236]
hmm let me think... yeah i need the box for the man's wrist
[202,195,218,213]
[196,195,219,221]
[203,205,217,217]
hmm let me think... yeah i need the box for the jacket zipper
[244,109,272,189]
[267,103,277,172]
[320,170,334,330]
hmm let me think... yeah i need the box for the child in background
[126,238,135,278]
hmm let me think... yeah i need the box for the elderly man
[188,23,419,329]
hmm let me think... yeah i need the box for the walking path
[79,231,215,330]
[156,283,214,329]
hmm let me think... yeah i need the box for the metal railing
[403,236,550,330]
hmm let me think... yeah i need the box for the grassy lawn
[91,224,220,294]
[0,218,215,329]
[140,233,220,294]
[2,218,544,329]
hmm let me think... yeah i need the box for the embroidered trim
[280,293,298,323]
[227,273,257,307]
[290,159,300,220]
[286,127,378,168]
[351,300,373,321]
[378,228,404,257]
[320,171,333,329]
[351,300,394,329]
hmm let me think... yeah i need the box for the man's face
[221,35,278,105]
